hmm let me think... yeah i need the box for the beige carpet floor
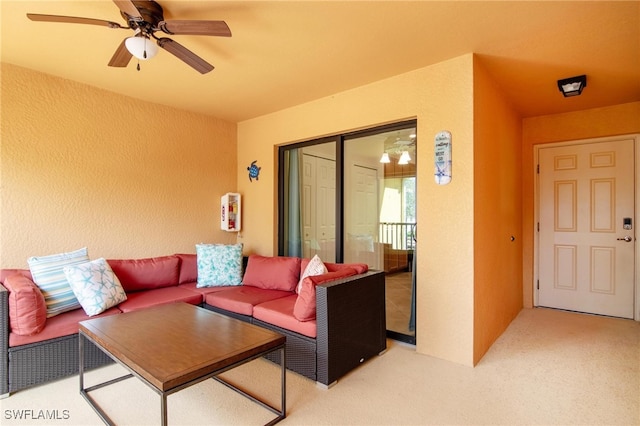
[1,307,638,425]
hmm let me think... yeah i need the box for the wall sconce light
[379,152,391,163]
[557,75,587,97]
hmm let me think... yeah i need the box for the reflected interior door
[302,153,336,261]
[345,164,378,265]
[538,138,635,318]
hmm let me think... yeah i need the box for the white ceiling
[2,1,639,123]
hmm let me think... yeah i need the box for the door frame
[533,134,640,321]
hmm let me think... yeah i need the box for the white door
[538,138,635,318]
[316,157,336,261]
[302,154,336,261]
[302,154,317,259]
[345,165,378,264]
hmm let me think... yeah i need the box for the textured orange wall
[238,55,477,366]
[473,58,523,364]
[0,64,237,268]
[521,102,640,308]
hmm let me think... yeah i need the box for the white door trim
[533,134,640,321]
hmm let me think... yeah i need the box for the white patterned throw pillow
[196,243,243,287]
[28,247,90,317]
[63,258,127,316]
[297,254,328,293]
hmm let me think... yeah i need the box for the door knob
[617,236,632,242]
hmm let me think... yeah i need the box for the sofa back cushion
[3,274,47,336]
[325,262,368,274]
[176,253,198,284]
[242,255,301,292]
[1,268,32,283]
[107,255,180,292]
[293,268,358,322]
[300,258,369,275]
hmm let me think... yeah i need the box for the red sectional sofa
[0,253,386,396]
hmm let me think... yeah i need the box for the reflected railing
[379,222,416,250]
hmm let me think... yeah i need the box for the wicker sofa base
[202,270,387,387]
[6,334,113,396]
[253,318,318,381]
[203,304,319,381]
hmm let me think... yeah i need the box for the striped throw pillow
[28,247,89,317]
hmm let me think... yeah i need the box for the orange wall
[0,64,238,268]
[237,55,477,366]
[521,102,640,308]
[473,58,523,364]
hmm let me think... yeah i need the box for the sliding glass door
[280,140,337,262]
[278,121,417,343]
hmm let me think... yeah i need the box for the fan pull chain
[135,37,149,71]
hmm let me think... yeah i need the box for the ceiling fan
[26,0,231,74]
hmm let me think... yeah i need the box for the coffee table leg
[79,333,85,393]
[280,346,286,420]
[161,393,167,426]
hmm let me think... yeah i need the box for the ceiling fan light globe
[125,36,159,60]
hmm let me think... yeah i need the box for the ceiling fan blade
[159,20,231,37]
[157,38,214,74]
[27,13,125,29]
[112,0,142,19]
[108,39,133,67]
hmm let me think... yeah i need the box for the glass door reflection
[344,126,416,344]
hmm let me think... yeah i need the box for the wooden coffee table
[78,303,286,425]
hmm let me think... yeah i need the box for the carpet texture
[1,307,638,425]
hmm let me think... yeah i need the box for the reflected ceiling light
[379,152,391,163]
[557,75,587,97]
[398,151,411,165]
[125,34,159,60]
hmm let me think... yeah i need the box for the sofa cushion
[301,258,369,275]
[178,282,236,296]
[254,295,317,338]
[242,255,301,292]
[176,253,198,284]
[117,287,202,313]
[325,262,368,274]
[294,268,358,322]
[3,274,47,336]
[297,254,328,294]
[0,268,32,283]
[27,247,89,317]
[204,286,292,316]
[9,307,121,348]
[107,255,180,292]
[196,243,244,287]
[64,258,128,316]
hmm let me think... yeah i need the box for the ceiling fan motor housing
[121,0,164,34]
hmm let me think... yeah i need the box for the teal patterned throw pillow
[63,258,127,316]
[196,243,243,287]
